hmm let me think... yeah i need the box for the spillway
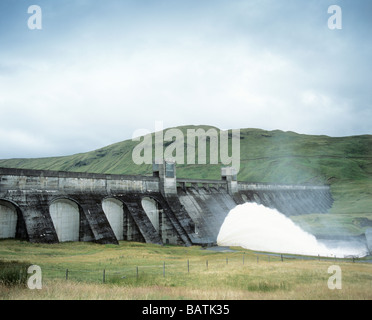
[177,186,237,244]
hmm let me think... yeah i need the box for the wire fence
[36,253,255,283]
[34,252,362,284]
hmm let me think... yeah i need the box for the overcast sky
[0,0,371,159]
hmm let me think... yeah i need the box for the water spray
[217,202,368,258]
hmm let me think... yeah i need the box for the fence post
[281,254,283,262]
[66,269,68,281]
[206,260,208,270]
[103,269,106,283]
[136,266,139,279]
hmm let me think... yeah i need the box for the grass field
[0,240,371,300]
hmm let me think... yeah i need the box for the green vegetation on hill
[0,126,371,235]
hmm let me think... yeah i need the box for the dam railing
[176,178,227,192]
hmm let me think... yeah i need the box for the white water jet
[217,203,367,258]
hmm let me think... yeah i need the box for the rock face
[0,163,333,245]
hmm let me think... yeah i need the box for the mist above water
[217,203,367,258]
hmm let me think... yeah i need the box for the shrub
[0,260,29,286]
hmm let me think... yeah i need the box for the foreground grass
[0,240,371,300]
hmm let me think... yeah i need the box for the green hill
[1,126,371,236]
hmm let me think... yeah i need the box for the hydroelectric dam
[0,162,333,246]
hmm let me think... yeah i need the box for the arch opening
[102,198,144,243]
[141,197,181,245]
[102,198,124,241]
[0,200,18,239]
[49,199,80,242]
[141,197,160,233]
[241,194,248,203]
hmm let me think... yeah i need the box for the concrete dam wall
[177,184,237,244]
[0,162,333,246]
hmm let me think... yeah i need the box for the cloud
[0,0,371,159]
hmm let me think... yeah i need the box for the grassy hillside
[0,126,371,235]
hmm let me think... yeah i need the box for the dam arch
[102,197,144,242]
[241,194,248,202]
[0,199,19,239]
[49,198,80,242]
[102,198,124,241]
[141,196,185,245]
[141,197,161,233]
